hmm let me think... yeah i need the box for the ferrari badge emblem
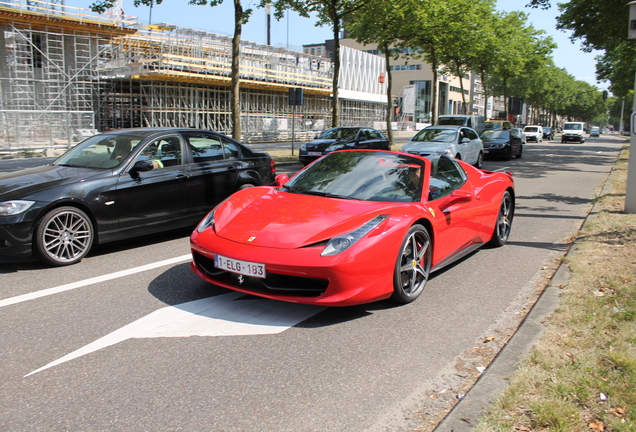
[248,236,256,242]
[238,275,244,284]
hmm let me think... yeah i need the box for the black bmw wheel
[35,206,94,266]
[391,225,432,304]
[489,191,514,247]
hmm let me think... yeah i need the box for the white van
[436,115,485,135]
[561,122,586,143]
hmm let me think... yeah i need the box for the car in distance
[480,129,523,160]
[0,128,275,266]
[542,127,554,141]
[523,125,543,142]
[298,127,390,166]
[561,122,586,143]
[590,126,600,137]
[190,150,515,306]
[401,125,484,168]
[512,127,527,144]
[485,120,513,131]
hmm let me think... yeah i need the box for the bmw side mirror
[131,160,154,173]
[461,138,470,144]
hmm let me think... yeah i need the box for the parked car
[299,127,390,166]
[480,129,523,160]
[435,114,486,134]
[561,122,586,143]
[542,127,554,141]
[485,120,513,130]
[513,127,527,144]
[401,125,484,168]
[523,125,543,142]
[0,128,276,266]
[191,150,515,306]
[590,126,600,137]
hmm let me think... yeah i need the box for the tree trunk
[429,46,439,125]
[382,43,394,145]
[231,0,242,140]
[480,69,488,119]
[455,62,467,114]
[331,14,341,128]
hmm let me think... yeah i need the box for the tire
[239,183,256,190]
[474,151,484,169]
[35,206,94,266]
[503,145,512,161]
[391,225,432,304]
[515,144,523,159]
[489,191,514,247]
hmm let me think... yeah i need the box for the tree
[345,0,422,143]
[90,0,252,140]
[264,0,366,127]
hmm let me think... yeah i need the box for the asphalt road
[0,135,626,431]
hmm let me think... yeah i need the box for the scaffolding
[0,0,388,151]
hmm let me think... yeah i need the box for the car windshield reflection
[319,128,360,140]
[54,134,142,169]
[285,151,423,202]
[481,130,510,141]
[412,129,456,143]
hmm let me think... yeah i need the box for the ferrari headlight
[321,214,388,257]
[0,200,35,216]
[196,208,216,233]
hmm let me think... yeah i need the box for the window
[136,135,182,167]
[428,156,466,200]
[187,133,241,161]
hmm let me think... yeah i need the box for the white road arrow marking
[26,292,325,377]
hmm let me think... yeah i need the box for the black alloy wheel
[489,191,514,247]
[391,224,432,304]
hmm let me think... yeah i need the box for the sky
[66,0,603,87]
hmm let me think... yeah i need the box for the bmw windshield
[54,134,143,169]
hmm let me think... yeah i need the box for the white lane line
[0,254,192,309]
[26,292,325,376]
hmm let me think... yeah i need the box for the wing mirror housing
[275,174,289,187]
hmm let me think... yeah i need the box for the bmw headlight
[300,143,308,151]
[321,215,388,256]
[0,200,35,216]
[326,143,346,152]
[197,208,216,233]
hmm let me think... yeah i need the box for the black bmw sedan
[0,128,275,266]
[298,127,390,166]
[480,129,523,161]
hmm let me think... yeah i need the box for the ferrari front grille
[193,252,329,297]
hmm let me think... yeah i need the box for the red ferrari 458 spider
[190,150,514,306]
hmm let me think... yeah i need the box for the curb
[433,146,621,431]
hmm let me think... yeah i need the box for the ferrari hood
[213,187,399,249]
[0,164,108,201]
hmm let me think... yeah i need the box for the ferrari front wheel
[489,191,514,247]
[391,225,432,304]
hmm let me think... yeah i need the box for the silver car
[401,125,484,168]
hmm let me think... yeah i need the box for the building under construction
[0,0,387,150]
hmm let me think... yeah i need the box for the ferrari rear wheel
[391,225,432,304]
[35,206,94,266]
[489,191,514,247]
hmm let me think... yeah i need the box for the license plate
[215,254,266,278]
[483,149,489,153]
[307,152,321,156]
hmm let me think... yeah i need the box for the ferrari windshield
[54,134,143,169]
[285,151,424,202]
[318,128,360,140]
[411,128,457,143]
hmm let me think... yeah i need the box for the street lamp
[624,1,636,212]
